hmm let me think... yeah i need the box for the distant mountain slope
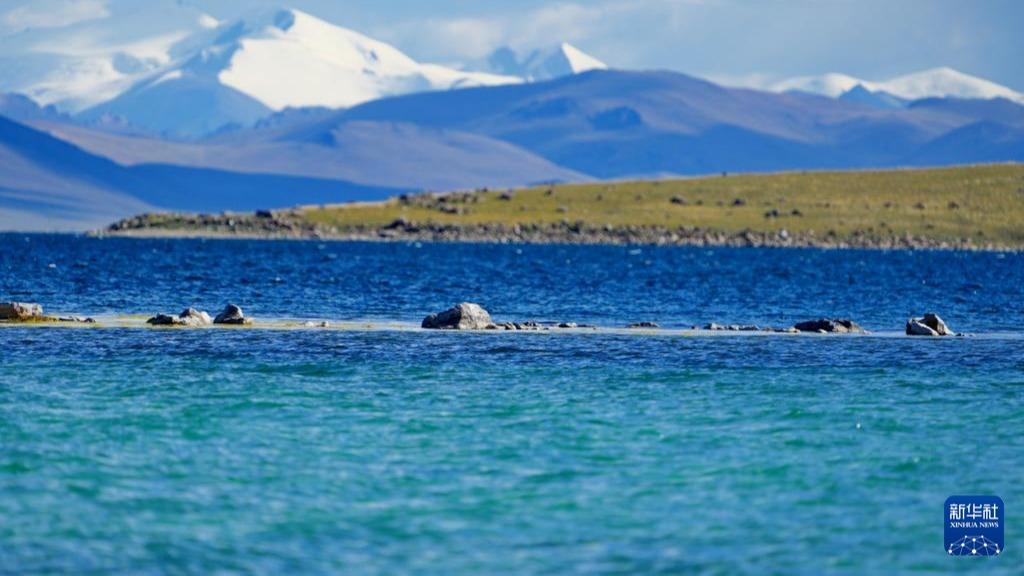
[329,69,1018,177]
[79,75,274,137]
[0,115,152,230]
[0,93,70,123]
[0,115,402,230]
[907,97,1024,127]
[837,85,907,110]
[774,67,1023,103]
[487,44,607,81]
[7,68,1024,230]
[908,122,1024,165]
[31,116,586,192]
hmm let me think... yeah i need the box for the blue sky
[3,0,1023,90]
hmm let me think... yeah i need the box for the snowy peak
[488,43,607,81]
[77,7,522,135]
[772,73,864,98]
[880,67,1021,102]
[0,0,221,112]
[772,67,1023,104]
[177,8,518,110]
[557,43,608,75]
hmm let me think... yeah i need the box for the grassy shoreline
[104,164,1024,250]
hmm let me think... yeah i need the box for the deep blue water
[2,234,1023,574]
[2,234,1023,331]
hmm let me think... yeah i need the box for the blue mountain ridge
[0,115,400,230]
[3,69,1024,230]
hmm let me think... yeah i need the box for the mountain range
[77,9,521,137]
[1,5,1023,231]
[486,44,608,82]
[770,68,1024,103]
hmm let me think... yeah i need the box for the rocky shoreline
[2,300,965,337]
[102,212,1017,251]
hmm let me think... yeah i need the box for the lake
[1,234,1021,574]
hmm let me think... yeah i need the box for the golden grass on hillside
[300,164,1024,246]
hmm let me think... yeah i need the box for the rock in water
[179,308,212,327]
[793,319,866,334]
[214,304,251,325]
[906,319,939,336]
[628,322,660,329]
[58,316,95,323]
[422,303,494,330]
[147,308,213,327]
[146,314,178,326]
[0,302,44,320]
[906,313,953,336]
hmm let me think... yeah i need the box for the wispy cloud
[374,0,705,67]
[375,1,621,63]
[2,0,111,33]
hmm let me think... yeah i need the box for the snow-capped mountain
[771,73,864,98]
[78,8,522,135]
[0,0,219,112]
[879,68,1022,102]
[2,3,607,136]
[772,68,1023,104]
[197,9,520,111]
[487,43,607,81]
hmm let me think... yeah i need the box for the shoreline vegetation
[102,164,1024,250]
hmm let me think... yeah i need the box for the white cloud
[504,2,606,49]
[375,1,619,64]
[703,72,780,91]
[374,0,708,69]
[3,0,110,32]
[426,17,506,60]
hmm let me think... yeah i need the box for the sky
[2,0,1022,90]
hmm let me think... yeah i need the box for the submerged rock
[793,319,866,334]
[58,316,95,324]
[628,322,660,329]
[906,313,953,336]
[517,321,544,331]
[702,323,760,331]
[1,302,43,321]
[214,304,252,325]
[147,308,213,327]
[422,303,494,330]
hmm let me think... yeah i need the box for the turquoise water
[2,236,1023,574]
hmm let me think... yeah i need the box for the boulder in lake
[214,304,251,325]
[793,319,866,334]
[422,303,494,330]
[629,322,660,329]
[1,302,43,321]
[906,313,953,336]
[58,316,95,324]
[702,323,759,331]
[179,308,212,326]
[147,308,213,327]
